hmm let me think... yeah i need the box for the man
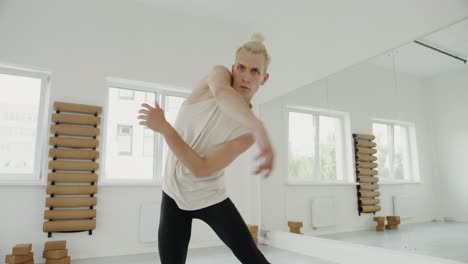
[138,33,273,264]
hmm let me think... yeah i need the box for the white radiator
[311,197,336,229]
[392,195,414,220]
[139,203,159,243]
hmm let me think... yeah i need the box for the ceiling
[139,0,468,102]
[370,18,468,79]
[134,0,468,103]
[0,0,467,103]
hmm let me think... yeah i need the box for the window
[103,83,188,184]
[117,125,133,156]
[119,89,135,100]
[286,106,352,183]
[0,67,49,183]
[142,128,154,157]
[372,121,419,182]
[145,93,155,104]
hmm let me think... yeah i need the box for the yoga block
[287,221,303,228]
[44,241,67,251]
[43,249,68,259]
[5,252,33,263]
[46,256,71,264]
[386,224,398,230]
[12,244,32,255]
[247,225,258,232]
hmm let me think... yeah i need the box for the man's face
[232,49,269,101]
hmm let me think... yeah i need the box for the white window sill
[286,179,358,186]
[99,181,162,187]
[0,181,162,187]
[378,180,421,185]
[0,180,46,187]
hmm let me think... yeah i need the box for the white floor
[319,221,468,263]
[71,245,335,264]
[44,222,468,264]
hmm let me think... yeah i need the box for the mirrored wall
[260,18,468,262]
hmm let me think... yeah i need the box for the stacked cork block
[373,216,385,231]
[353,134,381,215]
[386,216,400,230]
[43,241,70,264]
[44,102,102,237]
[5,244,34,264]
[247,225,259,245]
[373,216,400,231]
[287,221,303,235]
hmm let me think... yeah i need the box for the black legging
[158,191,271,264]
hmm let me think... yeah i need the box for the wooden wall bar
[44,101,102,237]
[353,133,381,215]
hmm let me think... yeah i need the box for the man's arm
[162,125,254,177]
[207,66,274,177]
[138,102,254,177]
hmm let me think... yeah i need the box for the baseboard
[445,217,468,223]
[49,239,224,262]
[400,217,433,225]
[443,216,457,222]
[285,217,436,237]
[303,225,371,236]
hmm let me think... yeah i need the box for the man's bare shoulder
[210,65,232,77]
[183,66,232,106]
[182,79,212,106]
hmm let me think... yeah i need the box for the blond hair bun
[236,32,271,71]
[250,33,265,43]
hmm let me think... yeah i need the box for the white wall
[260,62,438,235]
[0,1,261,262]
[1,0,465,261]
[424,67,468,222]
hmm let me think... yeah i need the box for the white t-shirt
[162,97,250,210]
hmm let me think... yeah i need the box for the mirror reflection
[260,18,468,263]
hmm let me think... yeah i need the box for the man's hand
[137,103,170,134]
[252,121,274,177]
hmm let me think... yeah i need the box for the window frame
[371,119,420,183]
[101,78,189,186]
[0,66,50,185]
[284,105,354,185]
